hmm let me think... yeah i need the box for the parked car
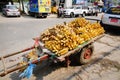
[100,6,120,28]
[2,4,20,17]
[63,6,89,18]
[87,6,100,16]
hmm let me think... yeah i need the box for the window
[76,7,81,9]
[82,6,88,9]
[7,5,17,9]
[106,7,120,15]
[60,0,65,3]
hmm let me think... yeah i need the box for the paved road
[0,14,120,80]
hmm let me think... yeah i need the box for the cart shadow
[9,45,120,80]
[104,26,120,36]
[9,60,66,80]
[9,72,22,80]
[33,60,68,80]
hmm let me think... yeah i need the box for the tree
[112,0,118,6]
[91,0,97,3]
[118,2,120,6]
[21,0,25,13]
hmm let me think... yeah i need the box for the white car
[101,6,120,28]
[63,6,89,18]
[2,5,21,17]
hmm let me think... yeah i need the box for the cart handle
[0,54,49,77]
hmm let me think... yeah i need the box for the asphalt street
[0,13,120,80]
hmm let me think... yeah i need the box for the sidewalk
[48,13,103,19]
[47,14,57,18]
[85,13,103,20]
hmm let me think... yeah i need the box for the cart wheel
[78,44,94,64]
[35,14,38,18]
[43,16,47,18]
[82,12,86,17]
[70,12,74,18]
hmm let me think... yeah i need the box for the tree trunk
[21,0,25,14]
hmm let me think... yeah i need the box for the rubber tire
[95,12,98,16]
[43,16,47,18]
[2,12,4,16]
[77,44,94,64]
[70,12,74,18]
[91,12,93,16]
[18,15,21,17]
[82,12,86,17]
[35,14,38,18]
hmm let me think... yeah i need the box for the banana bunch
[40,18,105,56]
[42,25,80,56]
[68,18,89,28]
[86,22,105,37]
[17,61,27,72]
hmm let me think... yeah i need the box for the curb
[48,14,57,18]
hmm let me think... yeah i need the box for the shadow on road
[9,60,66,80]
[104,26,120,36]
[9,72,22,80]
[33,61,65,80]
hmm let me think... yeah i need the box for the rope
[19,63,36,79]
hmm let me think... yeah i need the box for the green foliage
[12,0,29,2]
[112,0,119,5]
[12,0,19,2]
[119,2,120,5]
[91,0,97,3]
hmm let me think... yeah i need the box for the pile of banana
[40,18,105,56]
